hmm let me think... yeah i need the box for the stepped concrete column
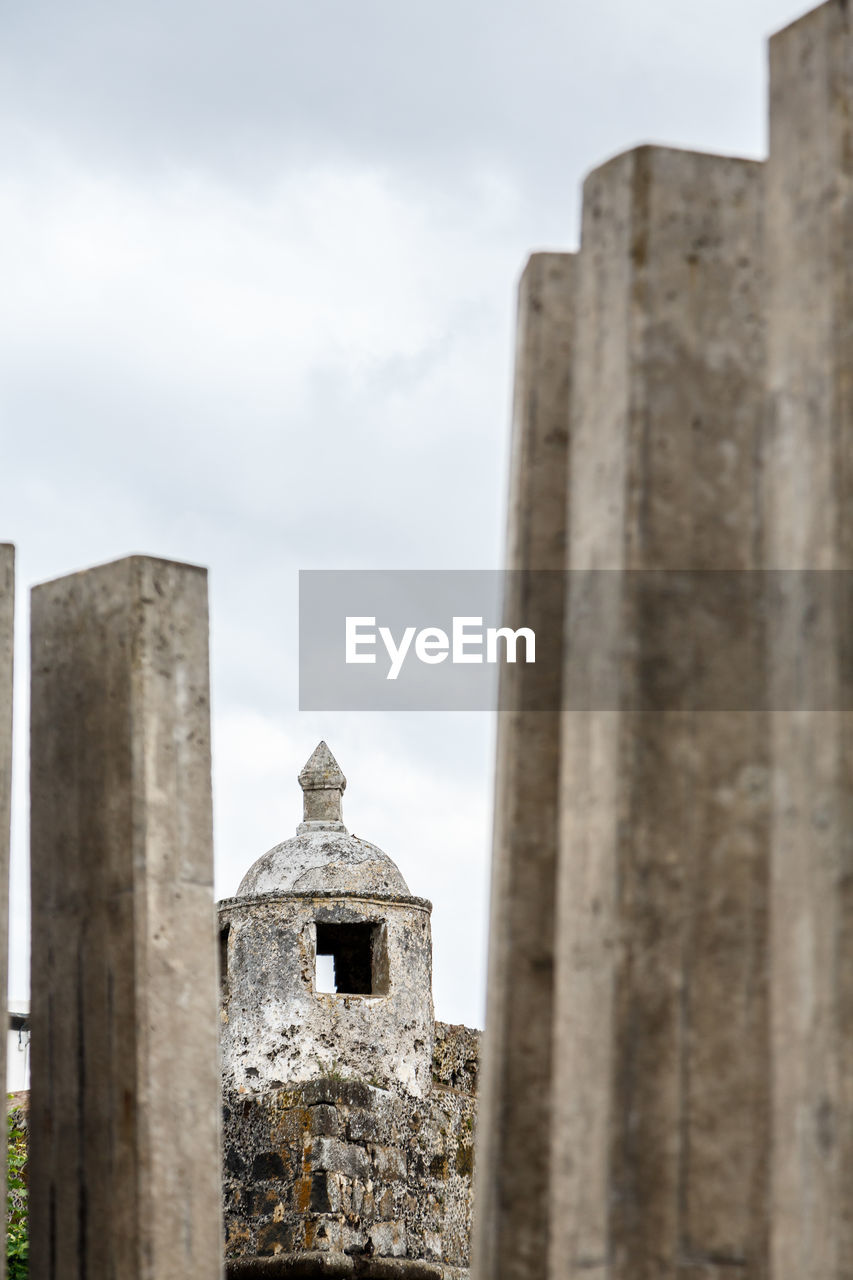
[473,252,575,1280]
[0,545,13,1280]
[550,147,769,1279]
[29,555,223,1280]
[765,4,853,1274]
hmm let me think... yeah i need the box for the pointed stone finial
[297,741,347,833]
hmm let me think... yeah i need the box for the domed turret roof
[236,742,410,898]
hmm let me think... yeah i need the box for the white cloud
[1,147,516,1029]
[0,0,823,1035]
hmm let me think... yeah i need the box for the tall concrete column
[550,148,769,1279]
[0,545,13,1280]
[765,4,853,1274]
[29,556,223,1280]
[473,253,575,1280]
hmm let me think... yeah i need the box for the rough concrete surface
[0,545,13,1280]
[552,147,769,1280]
[765,4,853,1276]
[472,254,575,1280]
[29,555,223,1280]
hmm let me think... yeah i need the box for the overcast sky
[1,0,809,1026]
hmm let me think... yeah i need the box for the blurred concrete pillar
[550,147,769,1279]
[29,555,223,1280]
[765,4,853,1275]
[0,544,13,1280]
[473,253,575,1280]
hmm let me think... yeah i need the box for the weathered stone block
[251,1150,287,1181]
[424,1193,442,1232]
[310,1136,370,1181]
[224,1219,251,1255]
[342,1223,367,1254]
[257,1218,301,1256]
[349,1178,365,1216]
[307,1217,345,1252]
[370,1143,407,1182]
[424,1231,443,1262]
[378,1186,397,1221]
[308,1104,341,1137]
[270,1105,309,1147]
[248,1186,286,1219]
[347,1107,384,1143]
[309,1172,342,1214]
[301,1078,373,1109]
[224,1145,247,1178]
[367,1220,407,1258]
[433,1023,480,1096]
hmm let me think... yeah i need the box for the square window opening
[219,923,230,993]
[314,921,388,996]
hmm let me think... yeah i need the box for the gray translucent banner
[299,570,853,711]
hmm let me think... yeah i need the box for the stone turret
[219,745,479,1275]
[219,743,435,1098]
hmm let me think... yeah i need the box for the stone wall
[220,891,435,1099]
[223,1023,479,1279]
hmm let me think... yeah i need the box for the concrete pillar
[0,545,13,1280]
[551,148,768,1279]
[472,253,575,1280]
[765,4,853,1274]
[29,556,223,1280]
